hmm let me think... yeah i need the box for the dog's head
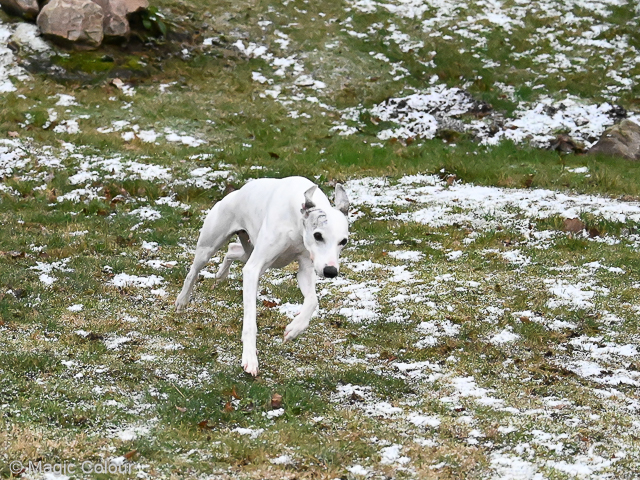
[301,184,350,278]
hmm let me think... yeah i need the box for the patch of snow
[546,279,608,310]
[490,453,544,480]
[379,444,410,465]
[388,250,424,261]
[110,273,165,288]
[406,413,441,428]
[490,327,520,345]
[416,319,460,347]
[130,207,162,221]
[270,454,293,465]
[266,408,285,419]
[347,465,369,476]
[232,427,264,439]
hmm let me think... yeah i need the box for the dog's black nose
[323,266,338,278]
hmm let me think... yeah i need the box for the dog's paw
[215,266,229,281]
[284,319,309,342]
[174,297,188,312]
[241,351,259,376]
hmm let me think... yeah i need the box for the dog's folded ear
[301,185,317,215]
[334,184,350,216]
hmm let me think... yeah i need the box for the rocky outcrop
[3,0,151,47]
[589,120,640,161]
[92,0,148,40]
[0,0,39,19]
[37,0,104,49]
[21,0,149,48]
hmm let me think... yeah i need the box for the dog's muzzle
[323,266,338,278]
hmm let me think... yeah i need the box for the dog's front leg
[284,257,318,342]
[240,234,283,376]
[240,259,262,376]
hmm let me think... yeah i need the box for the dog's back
[222,177,324,234]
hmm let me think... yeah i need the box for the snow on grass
[30,259,73,285]
[338,281,381,323]
[369,86,472,141]
[97,122,205,147]
[55,94,78,107]
[129,207,162,221]
[110,273,165,288]
[443,376,505,408]
[490,453,543,480]
[232,427,264,438]
[60,155,173,195]
[329,0,639,148]
[3,1,640,477]
[415,319,460,347]
[500,250,531,267]
[489,327,520,345]
[270,454,293,465]
[347,465,369,476]
[332,384,403,418]
[6,164,640,477]
[379,444,410,465]
[387,250,424,261]
[485,97,624,148]
[346,174,640,231]
[346,260,383,272]
[112,423,152,441]
[406,413,441,428]
[545,279,607,310]
[0,20,48,93]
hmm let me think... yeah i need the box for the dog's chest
[270,243,306,269]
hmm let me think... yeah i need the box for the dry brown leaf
[111,78,125,90]
[124,449,137,460]
[271,393,283,409]
[197,420,213,429]
[231,385,241,400]
[563,218,585,233]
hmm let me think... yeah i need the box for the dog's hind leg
[175,206,235,312]
[215,231,253,281]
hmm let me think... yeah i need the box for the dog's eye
[314,232,324,242]
[339,238,348,246]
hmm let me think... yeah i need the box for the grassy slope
[1,0,640,478]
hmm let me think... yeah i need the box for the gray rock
[549,134,583,154]
[588,119,640,160]
[92,0,148,40]
[37,0,104,49]
[0,0,39,19]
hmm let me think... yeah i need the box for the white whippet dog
[175,176,350,376]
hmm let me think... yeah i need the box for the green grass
[2,0,640,477]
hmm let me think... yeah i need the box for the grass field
[2,0,640,478]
